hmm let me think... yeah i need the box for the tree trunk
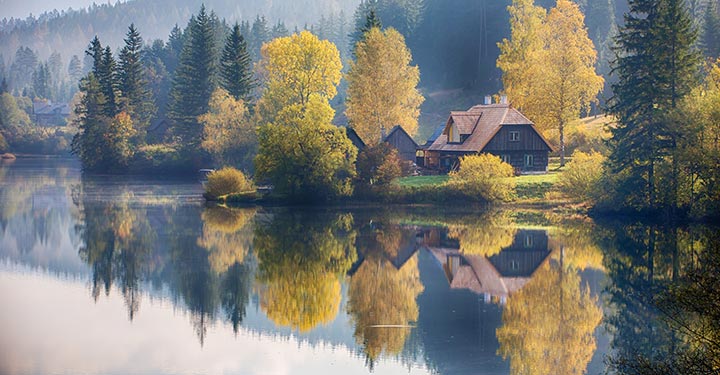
[560,119,566,167]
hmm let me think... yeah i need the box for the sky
[0,0,126,19]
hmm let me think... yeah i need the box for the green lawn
[396,175,449,187]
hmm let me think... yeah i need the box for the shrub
[205,167,254,198]
[557,151,605,201]
[356,143,402,188]
[448,154,516,202]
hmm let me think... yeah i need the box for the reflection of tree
[198,206,256,274]
[77,191,155,320]
[604,224,720,374]
[497,254,602,375]
[347,254,423,363]
[255,211,357,332]
[446,211,517,257]
[198,206,257,334]
[549,222,604,271]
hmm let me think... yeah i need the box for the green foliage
[205,167,254,198]
[254,31,355,201]
[220,23,255,102]
[448,153,516,202]
[118,23,156,143]
[557,151,605,202]
[255,103,358,201]
[356,142,402,188]
[168,5,220,152]
[608,0,702,211]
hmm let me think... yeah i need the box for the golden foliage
[198,88,256,169]
[260,272,342,332]
[448,225,517,258]
[347,255,424,360]
[255,213,357,331]
[497,261,603,375]
[498,0,603,160]
[204,167,254,198]
[345,27,424,145]
[256,30,342,125]
[497,0,547,112]
[557,151,606,202]
[448,153,516,202]
[198,207,256,274]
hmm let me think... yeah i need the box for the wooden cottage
[384,125,419,162]
[345,127,366,152]
[424,103,553,173]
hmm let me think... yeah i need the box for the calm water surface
[0,158,716,375]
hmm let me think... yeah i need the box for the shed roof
[384,125,419,147]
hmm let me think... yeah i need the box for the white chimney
[500,95,508,105]
[484,95,492,105]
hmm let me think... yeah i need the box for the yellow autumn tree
[497,0,546,112]
[497,0,603,166]
[347,255,424,361]
[496,259,602,375]
[198,88,256,171]
[345,27,424,145]
[256,30,342,125]
[254,31,356,200]
[535,0,604,166]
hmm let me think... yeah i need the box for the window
[501,154,511,164]
[524,154,534,167]
[449,123,460,143]
[509,131,520,142]
[511,260,520,270]
[524,235,533,248]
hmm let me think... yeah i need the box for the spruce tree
[118,23,155,142]
[71,73,112,170]
[609,0,701,209]
[168,5,218,151]
[32,63,49,99]
[99,46,118,117]
[220,23,255,102]
[68,55,83,83]
[703,1,720,58]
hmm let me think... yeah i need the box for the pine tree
[219,23,255,102]
[703,0,720,58]
[609,0,702,209]
[249,16,269,61]
[32,62,49,99]
[99,46,118,117]
[351,1,382,48]
[168,5,219,151]
[118,23,155,142]
[68,55,83,83]
[71,73,112,170]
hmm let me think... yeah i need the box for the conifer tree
[71,73,111,170]
[118,23,155,142]
[219,23,255,102]
[168,5,219,152]
[609,0,701,209]
[68,55,83,83]
[99,46,118,117]
[703,1,720,58]
[33,62,50,99]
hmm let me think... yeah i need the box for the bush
[205,167,254,198]
[557,151,605,202]
[447,154,516,202]
[356,143,402,188]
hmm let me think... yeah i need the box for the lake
[1,158,717,375]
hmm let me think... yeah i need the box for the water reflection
[3,159,719,374]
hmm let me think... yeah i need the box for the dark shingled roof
[427,103,552,153]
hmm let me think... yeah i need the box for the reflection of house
[33,101,70,126]
[423,98,553,173]
[425,229,551,303]
[348,227,423,275]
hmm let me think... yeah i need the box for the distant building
[345,127,366,152]
[423,100,553,173]
[33,101,70,126]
